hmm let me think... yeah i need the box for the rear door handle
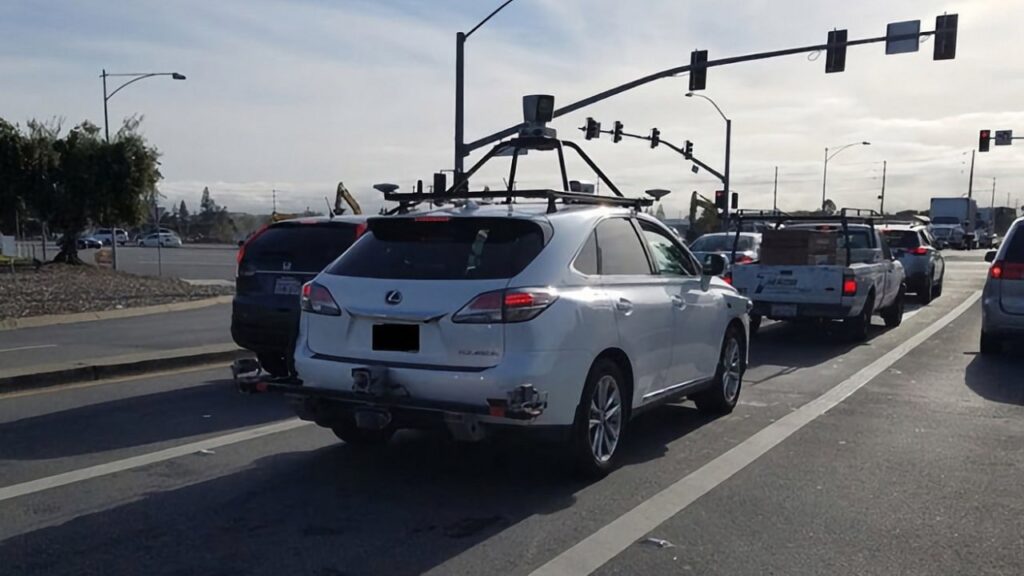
[615,298,633,314]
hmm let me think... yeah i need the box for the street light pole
[454,0,517,185]
[100,69,185,270]
[878,160,887,215]
[684,92,731,229]
[821,141,871,211]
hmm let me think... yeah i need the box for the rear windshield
[243,223,359,273]
[690,235,754,252]
[328,217,545,280]
[882,230,920,249]
[932,216,959,225]
[1005,226,1024,263]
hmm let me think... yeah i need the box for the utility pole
[990,177,996,229]
[773,166,778,211]
[966,149,975,240]
[878,160,887,215]
[272,189,278,215]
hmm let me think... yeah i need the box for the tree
[177,200,190,237]
[821,199,837,215]
[16,116,162,263]
[0,119,27,235]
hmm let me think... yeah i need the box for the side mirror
[702,253,727,277]
[985,250,997,263]
[237,240,245,248]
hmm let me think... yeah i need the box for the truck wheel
[845,295,874,342]
[570,358,628,478]
[918,274,933,305]
[749,314,762,337]
[980,332,1002,355]
[693,326,745,416]
[882,285,905,328]
[332,418,395,446]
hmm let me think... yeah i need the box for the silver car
[981,217,1024,354]
[880,225,945,304]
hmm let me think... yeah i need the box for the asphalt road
[0,304,232,373]
[2,253,1020,575]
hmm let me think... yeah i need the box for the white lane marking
[0,344,58,354]
[530,290,982,576]
[0,419,312,503]
[903,309,922,321]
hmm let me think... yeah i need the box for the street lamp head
[684,92,694,97]
[862,141,871,145]
[171,73,186,80]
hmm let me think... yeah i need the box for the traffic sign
[995,130,1013,146]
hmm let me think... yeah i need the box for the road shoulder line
[529,290,983,576]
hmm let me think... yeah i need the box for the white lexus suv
[286,199,750,475]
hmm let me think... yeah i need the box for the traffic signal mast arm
[465,20,948,154]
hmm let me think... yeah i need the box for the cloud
[3,0,1023,217]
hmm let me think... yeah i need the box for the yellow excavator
[269,182,363,222]
[687,190,719,242]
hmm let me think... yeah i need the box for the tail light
[722,272,733,285]
[842,276,857,296]
[453,288,558,324]
[355,222,368,238]
[734,254,754,264]
[301,282,341,316]
[909,246,928,256]
[235,224,270,276]
[991,261,1024,281]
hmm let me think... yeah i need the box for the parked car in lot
[138,232,183,247]
[76,236,103,249]
[93,228,129,246]
[232,216,368,377]
[731,219,906,340]
[881,223,945,304]
[689,232,762,267]
[287,203,750,476]
[981,217,1024,354]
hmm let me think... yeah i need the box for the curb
[0,344,251,394]
[0,295,234,332]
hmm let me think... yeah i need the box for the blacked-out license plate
[372,324,419,352]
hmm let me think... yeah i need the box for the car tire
[748,314,762,337]
[933,276,943,298]
[882,285,905,328]
[919,274,933,305]
[332,418,396,446]
[845,294,874,342]
[980,331,1002,355]
[257,353,289,377]
[571,358,628,478]
[693,325,745,416]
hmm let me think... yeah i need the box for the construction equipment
[334,182,362,215]
[688,191,719,241]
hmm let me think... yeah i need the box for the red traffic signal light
[979,129,991,152]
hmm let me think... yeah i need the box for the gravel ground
[0,264,234,319]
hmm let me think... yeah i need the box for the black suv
[231,216,367,375]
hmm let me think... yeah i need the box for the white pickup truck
[731,222,906,340]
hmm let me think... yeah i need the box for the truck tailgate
[732,265,845,305]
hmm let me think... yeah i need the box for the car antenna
[324,197,334,219]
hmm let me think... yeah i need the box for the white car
[92,228,129,246]
[286,202,751,476]
[139,232,182,247]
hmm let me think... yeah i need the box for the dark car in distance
[231,216,368,376]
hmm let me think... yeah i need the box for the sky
[2,0,1023,219]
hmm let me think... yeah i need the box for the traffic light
[650,128,660,148]
[934,14,958,61]
[584,117,601,140]
[714,190,727,213]
[683,140,693,159]
[979,129,991,152]
[689,50,708,91]
[731,192,738,210]
[825,29,848,73]
[612,121,624,143]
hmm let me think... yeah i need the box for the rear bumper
[982,293,1024,337]
[292,344,594,427]
[752,301,853,320]
[231,298,298,354]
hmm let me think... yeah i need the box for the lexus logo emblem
[385,290,402,305]
[282,261,292,271]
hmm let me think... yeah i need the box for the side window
[638,221,697,276]
[595,218,652,275]
[573,231,599,275]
